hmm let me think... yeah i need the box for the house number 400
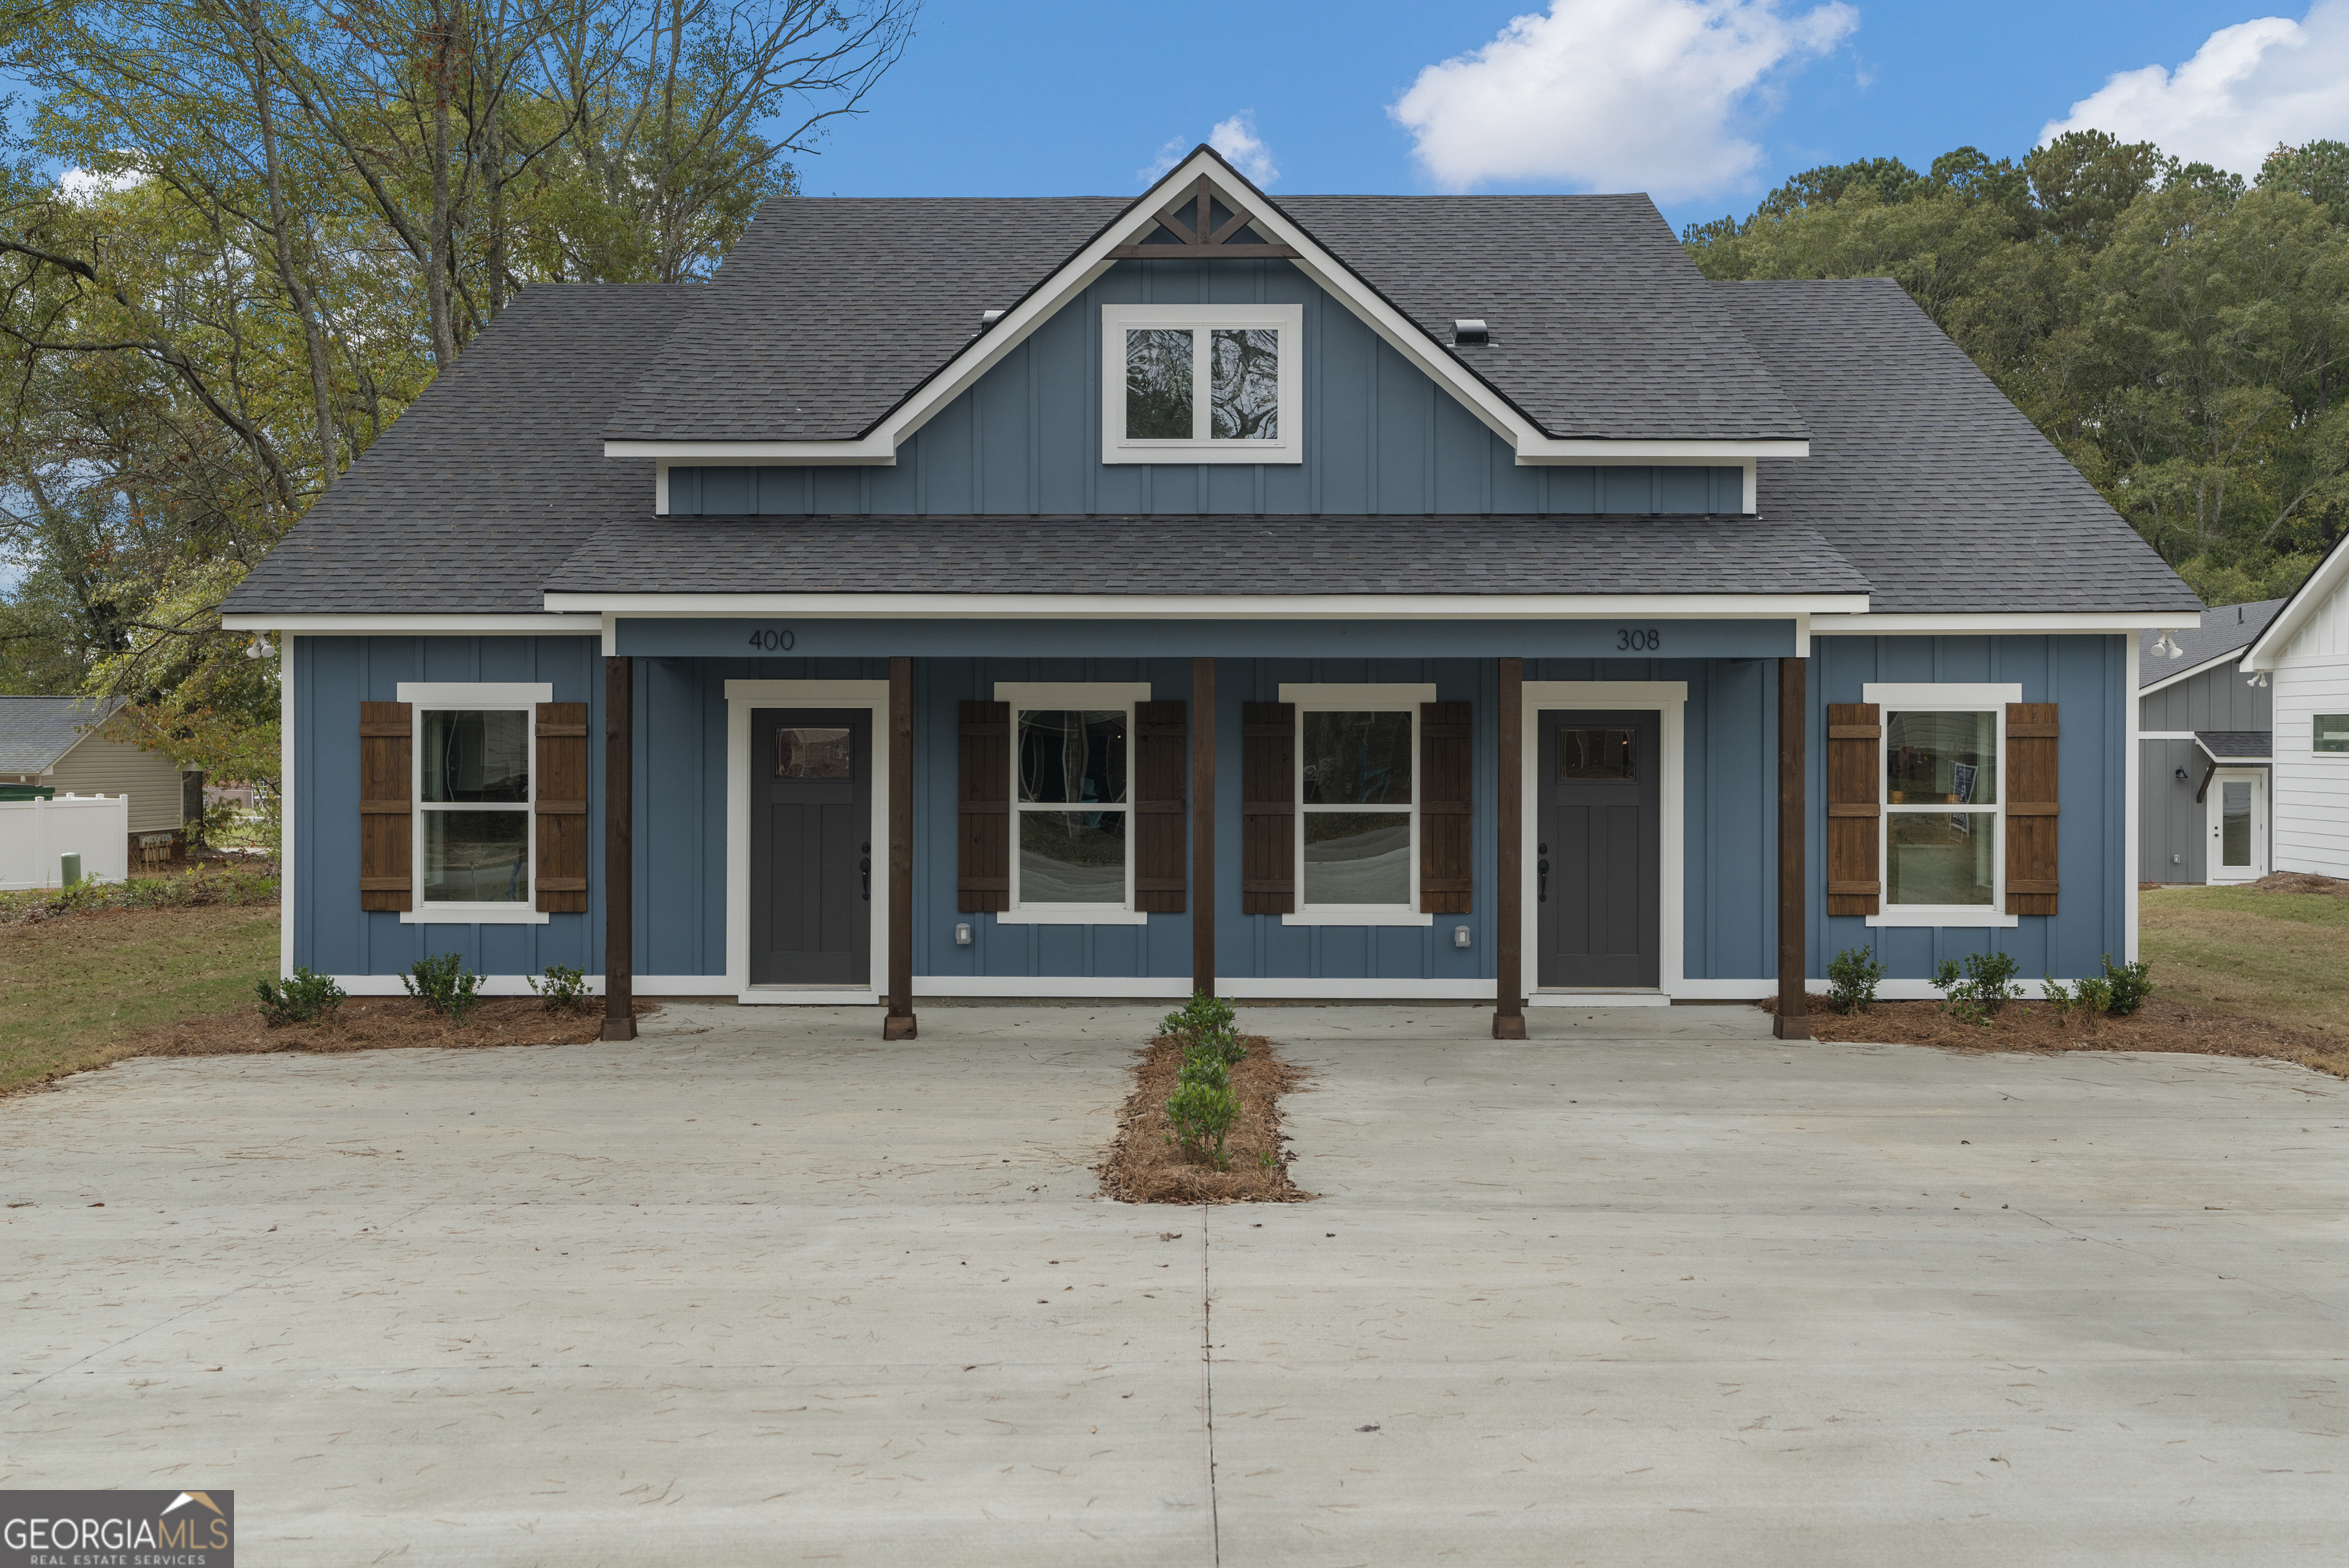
[1616,628,1661,651]
[744,627,796,651]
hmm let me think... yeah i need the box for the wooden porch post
[601,654,635,1042]
[1494,656,1527,1039]
[1775,654,1811,1040]
[883,656,918,1040]
[1191,656,1216,998]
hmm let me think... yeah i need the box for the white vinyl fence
[0,794,130,889]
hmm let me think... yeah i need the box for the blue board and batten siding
[292,633,2130,988]
[292,635,608,978]
[665,259,1744,518]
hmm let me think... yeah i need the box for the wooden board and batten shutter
[957,700,1011,912]
[534,703,590,913]
[1132,700,1188,913]
[2005,703,2059,914]
[1418,701,1472,914]
[359,701,412,911]
[1240,702,1295,914]
[1825,703,1880,916]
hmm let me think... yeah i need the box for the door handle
[1537,855,1549,903]
[860,842,872,901]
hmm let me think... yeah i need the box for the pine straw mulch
[74,996,661,1079]
[2246,870,2349,897]
[1097,1034,1315,1204]
[1762,995,2349,1079]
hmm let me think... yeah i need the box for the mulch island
[1765,995,2348,1079]
[1099,998,1312,1204]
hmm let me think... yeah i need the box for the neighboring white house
[0,696,200,839]
[2241,534,2349,878]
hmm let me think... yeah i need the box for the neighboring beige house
[0,696,200,846]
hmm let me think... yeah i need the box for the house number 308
[744,627,795,651]
[1616,628,1661,651]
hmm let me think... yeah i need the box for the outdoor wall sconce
[2174,766,2190,781]
[954,922,972,946]
[1453,925,1472,949]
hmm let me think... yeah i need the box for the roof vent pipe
[1453,318,1488,346]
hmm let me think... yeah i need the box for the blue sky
[799,0,2349,232]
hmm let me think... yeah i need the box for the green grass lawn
[0,904,280,1096]
[2139,885,2349,1035]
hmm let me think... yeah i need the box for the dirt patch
[14,996,661,1094]
[1098,1035,1314,1204]
[2250,871,2349,897]
[1766,995,2349,1078]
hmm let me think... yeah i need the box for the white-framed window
[1864,681,2019,929]
[395,681,550,925]
[1283,682,1434,927]
[996,681,1152,925]
[1100,304,1303,464]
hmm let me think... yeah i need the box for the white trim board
[279,636,295,981]
[226,614,602,634]
[2243,529,2349,670]
[327,973,738,998]
[723,679,893,995]
[550,591,1867,620]
[1815,613,2192,635]
[600,147,1808,475]
[1520,681,1689,1002]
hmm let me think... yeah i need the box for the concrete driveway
[4,1003,2345,1566]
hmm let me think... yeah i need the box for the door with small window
[749,709,872,985]
[1537,711,1662,989]
[2205,768,2268,885]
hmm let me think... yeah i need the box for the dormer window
[1100,304,1303,463]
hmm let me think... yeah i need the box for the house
[0,696,202,862]
[2240,530,2349,879]
[2137,599,2284,885]
[219,146,2201,1040]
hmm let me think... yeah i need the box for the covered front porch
[588,611,1824,1042]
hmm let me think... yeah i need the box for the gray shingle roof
[0,696,122,772]
[1281,196,1802,442]
[543,513,1867,597]
[223,284,694,616]
[605,193,1803,444]
[2139,598,2284,686]
[1714,278,2202,618]
[2196,730,2272,761]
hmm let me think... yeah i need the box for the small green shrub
[1162,992,1246,1066]
[528,965,592,1011]
[2100,953,2153,1016]
[401,953,483,1021]
[1167,1079,1239,1167]
[1932,950,2022,1026]
[255,968,346,1027]
[1826,945,1888,1014]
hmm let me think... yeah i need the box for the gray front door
[749,709,872,985]
[1537,710,1662,989]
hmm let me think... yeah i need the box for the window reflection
[1558,728,1634,781]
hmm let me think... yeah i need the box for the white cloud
[58,165,141,203]
[2039,1,2349,174]
[1389,0,1858,198]
[1139,112,1280,188]
[1208,113,1278,185]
